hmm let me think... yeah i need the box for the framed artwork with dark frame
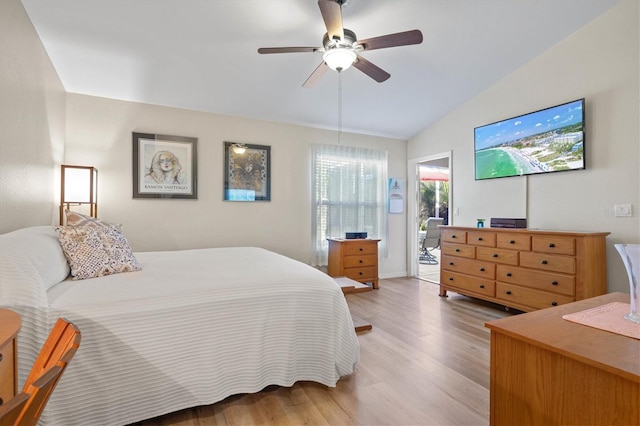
[224,142,271,201]
[132,132,197,199]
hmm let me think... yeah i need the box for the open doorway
[407,152,451,282]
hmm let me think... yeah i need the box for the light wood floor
[133,277,516,426]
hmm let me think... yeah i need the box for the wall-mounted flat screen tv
[474,98,585,180]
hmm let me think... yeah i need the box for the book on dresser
[438,226,610,312]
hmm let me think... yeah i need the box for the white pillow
[0,226,70,290]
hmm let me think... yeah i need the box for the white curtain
[311,143,389,266]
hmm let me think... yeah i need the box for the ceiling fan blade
[258,47,320,54]
[318,0,344,41]
[352,56,390,83]
[303,62,329,88]
[356,29,423,51]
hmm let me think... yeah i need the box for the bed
[0,226,360,425]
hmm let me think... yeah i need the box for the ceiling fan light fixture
[323,48,356,72]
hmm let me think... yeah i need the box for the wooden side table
[327,238,380,289]
[0,309,21,406]
[485,293,639,425]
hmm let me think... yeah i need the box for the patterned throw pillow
[55,225,141,280]
[65,210,122,230]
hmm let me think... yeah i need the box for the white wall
[64,94,408,277]
[0,0,66,232]
[408,0,639,293]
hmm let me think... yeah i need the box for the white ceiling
[22,0,620,140]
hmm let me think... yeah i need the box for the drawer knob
[455,248,460,252]
[506,272,512,277]
[541,260,548,265]
[549,243,555,248]
[551,301,558,306]
[551,280,558,286]
[359,247,363,251]
[452,235,457,239]
[479,267,485,272]
[359,260,363,264]
[449,262,454,266]
[359,272,363,275]
[478,237,483,241]
[509,240,515,244]
[449,277,454,281]
[479,285,485,289]
[506,290,512,295]
[0,397,3,406]
[492,253,498,258]
[0,353,3,362]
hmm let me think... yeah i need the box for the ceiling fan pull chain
[338,72,343,145]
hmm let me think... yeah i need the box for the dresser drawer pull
[452,235,457,239]
[551,301,558,306]
[506,272,512,277]
[492,253,498,258]
[505,290,512,295]
[359,272,363,275]
[548,243,555,248]
[551,280,558,286]
[479,285,485,289]
[455,248,460,252]
[509,240,515,244]
[479,267,485,272]
[359,260,363,264]
[0,353,3,362]
[359,247,364,251]
[0,397,3,406]
[541,260,548,265]
[449,262,454,266]
[449,277,454,281]
[477,237,483,241]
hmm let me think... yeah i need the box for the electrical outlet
[614,204,633,217]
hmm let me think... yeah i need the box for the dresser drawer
[496,282,574,310]
[496,233,531,251]
[442,229,467,244]
[442,255,495,279]
[477,247,519,265]
[467,231,496,247]
[441,271,495,297]
[442,243,475,259]
[343,254,377,268]
[0,340,15,405]
[344,242,378,256]
[344,266,377,281]
[496,265,575,296]
[520,252,576,274]
[532,235,576,255]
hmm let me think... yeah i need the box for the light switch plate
[614,204,633,217]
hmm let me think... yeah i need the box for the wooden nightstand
[327,238,380,289]
[0,309,21,406]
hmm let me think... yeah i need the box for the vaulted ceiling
[22,0,620,139]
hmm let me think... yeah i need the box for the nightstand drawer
[344,254,377,268]
[344,267,377,281]
[344,242,378,256]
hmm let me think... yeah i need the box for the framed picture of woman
[133,132,197,199]
[224,142,271,201]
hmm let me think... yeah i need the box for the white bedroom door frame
[407,151,452,278]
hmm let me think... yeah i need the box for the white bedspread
[14,246,360,425]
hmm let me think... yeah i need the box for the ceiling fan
[258,0,423,88]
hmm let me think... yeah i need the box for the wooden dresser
[327,239,380,289]
[485,292,639,425]
[439,226,609,312]
[0,309,21,407]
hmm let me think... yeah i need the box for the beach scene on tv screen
[475,100,584,179]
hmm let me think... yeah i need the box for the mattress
[16,246,360,425]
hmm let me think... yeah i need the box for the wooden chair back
[0,392,29,425]
[14,366,64,426]
[23,318,81,390]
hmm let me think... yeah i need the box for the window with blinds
[311,144,388,266]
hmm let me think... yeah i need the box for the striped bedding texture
[0,227,360,425]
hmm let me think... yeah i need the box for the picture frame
[224,142,271,201]
[132,132,197,199]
